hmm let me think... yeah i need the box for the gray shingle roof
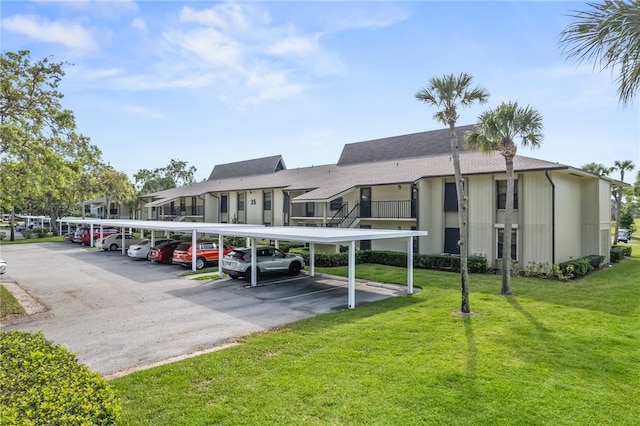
[144,150,570,208]
[337,125,476,166]
[208,155,286,180]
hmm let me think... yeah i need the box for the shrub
[557,258,593,278]
[21,228,49,239]
[584,255,605,270]
[610,246,626,263]
[0,330,120,425]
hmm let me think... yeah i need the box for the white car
[221,246,305,282]
[127,238,173,260]
[96,234,144,251]
[0,259,6,275]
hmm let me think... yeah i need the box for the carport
[58,218,427,309]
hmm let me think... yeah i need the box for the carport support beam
[250,238,257,287]
[218,233,223,278]
[121,229,126,255]
[348,240,355,309]
[309,243,315,277]
[407,237,414,295]
[191,231,197,271]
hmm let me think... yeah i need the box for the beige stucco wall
[372,184,412,201]
[204,193,218,223]
[519,172,553,267]
[551,172,583,262]
[417,177,443,254]
[467,175,495,261]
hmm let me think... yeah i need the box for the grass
[111,237,640,425]
[0,285,26,321]
[0,235,64,244]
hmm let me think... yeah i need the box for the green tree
[466,101,543,295]
[415,73,489,313]
[581,162,613,176]
[612,159,635,242]
[93,166,137,219]
[560,0,640,105]
[134,158,197,194]
[0,50,102,238]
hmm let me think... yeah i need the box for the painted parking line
[278,286,341,301]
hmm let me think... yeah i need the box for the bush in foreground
[0,330,120,425]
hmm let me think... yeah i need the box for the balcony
[292,200,416,227]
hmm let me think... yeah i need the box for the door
[360,225,372,250]
[360,187,371,218]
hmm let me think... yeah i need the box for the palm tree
[465,102,543,296]
[612,160,635,242]
[560,0,640,105]
[415,73,489,313]
[581,162,613,177]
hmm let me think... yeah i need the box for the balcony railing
[294,200,416,227]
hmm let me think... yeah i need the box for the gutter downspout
[545,171,556,264]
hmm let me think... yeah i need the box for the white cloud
[131,18,146,32]
[122,105,164,119]
[1,14,96,50]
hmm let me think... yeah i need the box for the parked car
[0,258,6,275]
[97,233,144,251]
[76,227,120,246]
[221,246,305,282]
[127,238,173,260]
[616,230,631,244]
[172,241,234,270]
[148,240,183,264]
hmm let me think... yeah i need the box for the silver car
[222,246,304,282]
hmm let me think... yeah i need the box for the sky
[2,0,639,183]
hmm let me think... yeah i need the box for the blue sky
[2,0,638,182]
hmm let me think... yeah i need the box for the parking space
[1,242,409,377]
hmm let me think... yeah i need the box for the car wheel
[229,274,239,280]
[289,261,301,275]
[196,257,206,270]
[109,243,118,251]
[244,271,254,283]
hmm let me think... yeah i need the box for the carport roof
[58,218,427,242]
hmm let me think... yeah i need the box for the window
[221,195,228,213]
[443,228,460,254]
[305,202,315,217]
[330,197,343,211]
[263,192,272,211]
[497,228,518,260]
[237,193,245,211]
[496,180,518,210]
[444,183,458,212]
[191,197,198,215]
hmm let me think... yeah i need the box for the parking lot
[1,242,408,377]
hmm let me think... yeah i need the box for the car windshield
[175,243,191,251]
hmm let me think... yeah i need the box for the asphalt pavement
[0,242,408,377]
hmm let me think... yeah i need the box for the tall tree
[94,166,137,219]
[466,102,543,295]
[612,160,635,242]
[581,162,614,176]
[134,159,197,194]
[1,50,102,238]
[415,73,489,314]
[560,0,640,105]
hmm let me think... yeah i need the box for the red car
[172,241,234,270]
[77,227,120,246]
[148,240,182,264]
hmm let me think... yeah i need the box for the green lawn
[112,238,640,425]
[0,285,26,321]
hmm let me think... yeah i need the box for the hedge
[288,249,489,274]
[0,330,120,425]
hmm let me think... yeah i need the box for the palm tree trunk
[502,157,515,295]
[448,123,470,313]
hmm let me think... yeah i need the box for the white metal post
[348,240,356,309]
[407,237,414,295]
[121,228,126,255]
[218,233,223,278]
[250,238,257,287]
[191,231,197,271]
[309,243,315,277]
